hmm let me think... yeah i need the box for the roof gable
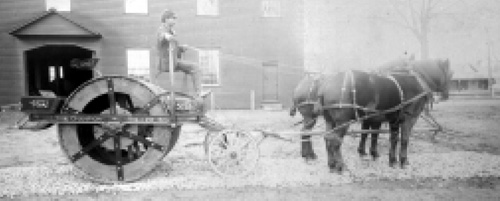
[453,63,489,79]
[10,9,101,38]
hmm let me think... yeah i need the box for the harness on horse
[293,62,440,128]
[323,69,433,123]
[295,75,323,114]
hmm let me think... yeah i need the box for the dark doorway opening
[25,45,94,97]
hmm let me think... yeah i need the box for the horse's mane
[412,59,450,76]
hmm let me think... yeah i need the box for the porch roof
[9,8,101,38]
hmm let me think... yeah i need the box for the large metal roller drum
[58,75,180,183]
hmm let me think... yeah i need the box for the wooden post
[210,92,215,110]
[250,90,255,110]
[168,44,176,120]
[487,42,494,97]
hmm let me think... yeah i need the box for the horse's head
[290,73,325,116]
[413,59,453,101]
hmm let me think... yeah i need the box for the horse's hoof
[329,168,343,174]
[389,159,398,168]
[370,151,380,160]
[400,158,409,169]
[328,163,346,174]
[357,149,367,157]
[303,157,317,164]
[302,153,317,161]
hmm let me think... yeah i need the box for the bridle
[411,60,450,94]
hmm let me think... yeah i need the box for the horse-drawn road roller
[20,74,259,183]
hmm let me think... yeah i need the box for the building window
[198,49,220,86]
[262,0,281,17]
[125,0,148,14]
[46,0,71,12]
[479,80,488,90]
[460,80,468,90]
[197,0,219,16]
[49,66,64,82]
[127,49,150,80]
[49,66,57,82]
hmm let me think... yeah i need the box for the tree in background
[381,0,500,60]
[381,0,450,59]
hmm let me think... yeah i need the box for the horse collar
[387,75,404,103]
[410,70,432,93]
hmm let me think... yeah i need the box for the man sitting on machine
[156,9,211,101]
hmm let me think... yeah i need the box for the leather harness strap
[410,70,432,93]
[387,74,404,103]
[323,70,430,119]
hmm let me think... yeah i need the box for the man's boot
[199,90,212,99]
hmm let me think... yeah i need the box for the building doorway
[25,45,94,96]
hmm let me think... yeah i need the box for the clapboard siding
[0,0,304,108]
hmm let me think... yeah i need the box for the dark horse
[289,73,325,161]
[290,59,452,172]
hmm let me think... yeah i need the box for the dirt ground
[1,98,500,200]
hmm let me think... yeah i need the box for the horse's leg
[369,122,382,160]
[323,110,347,173]
[301,117,317,161]
[357,121,369,157]
[400,116,418,169]
[299,105,318,161]
[388,122,400,168]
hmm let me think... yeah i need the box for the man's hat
[161,9,176,22]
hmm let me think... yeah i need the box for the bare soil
[1,98,500,200]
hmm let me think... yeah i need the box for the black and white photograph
[0,0,499,200]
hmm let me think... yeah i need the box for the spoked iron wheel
[207,129,260,178]
[58,76,180,183]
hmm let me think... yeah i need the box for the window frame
[124,0,148,14]
[126,48,151,80]
[197,0,220,16]
[261,0,281,18]
[198,48,221,87]
[45,0,71,12]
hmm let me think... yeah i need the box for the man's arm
[163,32,174,41]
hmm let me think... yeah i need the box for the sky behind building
[304,0,500,75]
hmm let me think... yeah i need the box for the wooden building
[449,63,498,96]
[0,0,304,109]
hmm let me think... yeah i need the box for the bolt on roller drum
[58,75,180,183]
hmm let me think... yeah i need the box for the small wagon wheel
[207,129,260,177]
